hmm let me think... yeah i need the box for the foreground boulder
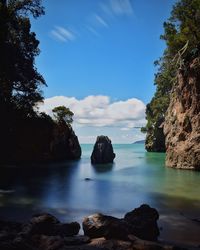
[91,136,115,164]
[164,59,200,170]
[82,213,133,240]
[83,204,159,241]
[0,210,190,250]
[124,204,159,241]
[21,213,80,237]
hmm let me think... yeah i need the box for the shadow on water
[0,160,81,221]
[92,163,114,173]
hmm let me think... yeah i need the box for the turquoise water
[0,144,200,246]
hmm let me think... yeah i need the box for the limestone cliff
[164,58,200,170]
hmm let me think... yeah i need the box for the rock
[84,237,179,250]
[91,136,115,164]
[64,235,90,245]
[145,125,166,152]
[54,222,80,237]
[50,122,82,161]
[82,213,133,240]
[83,205,159,242]
[21,213,80,237]
[33,235,65,250]
[124,204,160,241]
[85,178,92,181]
[0,211,189,250]
[164,58,200,170]
[6,117,82,164]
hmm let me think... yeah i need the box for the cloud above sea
[39,95,146,143]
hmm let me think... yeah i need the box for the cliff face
[164,58,200,170]
[145,126,166,152]
[50,122,81,161]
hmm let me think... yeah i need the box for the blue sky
[35,0,176,143]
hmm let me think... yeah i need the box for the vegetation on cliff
[143,0,200,152]
[0,0,81,162]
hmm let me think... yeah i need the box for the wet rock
[83,205,159,242]
[82,213,133,240]
[34,235,65,250]
[64,235,90,245]
[91,136,115,164]
[21,213,80,237]
[124,204,160,241]
[54,222,80,236]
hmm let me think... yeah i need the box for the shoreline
[0,206,200,249]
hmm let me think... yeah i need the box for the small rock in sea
[91,135,115,164]
[84,178,92,181]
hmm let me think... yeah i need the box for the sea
[0,144,200,246]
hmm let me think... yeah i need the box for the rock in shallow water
[82,204,160,241]
[91,136,115,164]
[21,213,80,237]
[124,204,160,241]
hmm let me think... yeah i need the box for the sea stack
[91,136,115,164]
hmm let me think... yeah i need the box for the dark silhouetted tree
[0,0,45,116]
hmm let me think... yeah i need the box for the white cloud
[86,26,100,37]
[101,0,133,16]
[39,95,146,143]
[95,14,109,27]
[39,95,145,129]
[50,26,75,42]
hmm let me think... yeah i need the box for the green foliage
[144,0,200,151]
[52,106,74,124]
[0,0,45,116]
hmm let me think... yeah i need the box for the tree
[144,0,200,152]
[52,106,74,125]
[0,0,45,116]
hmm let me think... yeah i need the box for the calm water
[0,144,200,246]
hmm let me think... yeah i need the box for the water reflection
[0,144,200,245]
[92,163,114,173]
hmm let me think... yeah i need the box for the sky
[33,0,176,143]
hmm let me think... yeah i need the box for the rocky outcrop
[83,204,159,241]
[50,122,81,161]
[9,119,81,163]
[21,213,80,237]
[124,204,159,241]
[0,208,190,250]
[164,58,200,170]
[91,136,115,164]
[145,125,166,152]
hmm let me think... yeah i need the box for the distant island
[133,140,145,144]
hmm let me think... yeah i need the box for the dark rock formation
[7,118,81,163]
[145,125,166,152]
[83,204,159,241]
[124,204,159,241]
[21,213,80,237]
[50,122,82,161]
[0,210,189,250]
[82,213,133,240]
[91,136,115,164]
[164,58,200,170]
